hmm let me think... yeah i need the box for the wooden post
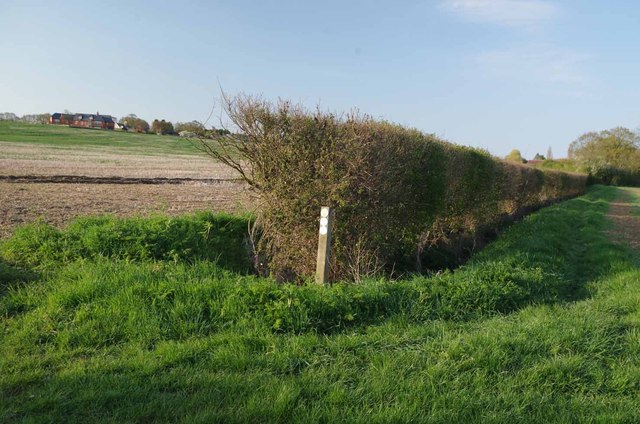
[315,207,334,285]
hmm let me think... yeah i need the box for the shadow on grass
[0,258,39,296]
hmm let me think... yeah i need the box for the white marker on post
[315,207,333,285]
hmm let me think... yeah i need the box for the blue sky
[1,0,638,158]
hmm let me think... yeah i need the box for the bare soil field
[0,139,251,238]
[0,141,238,179]
[0,181,251,238]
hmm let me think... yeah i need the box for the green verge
[1,185,639,422]
[0,121,206,157]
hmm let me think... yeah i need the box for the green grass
[0,121,206,157]
[1,185,639,422]
[0,212,252,273]
[528,158,583,173]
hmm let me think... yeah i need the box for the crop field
[0,122,249,237]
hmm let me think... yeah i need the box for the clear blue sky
[1,0,638,158]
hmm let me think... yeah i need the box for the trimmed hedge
[205,96,588,281]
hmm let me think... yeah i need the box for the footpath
[607,187,640,251]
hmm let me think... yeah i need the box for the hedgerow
[203,95,588,281]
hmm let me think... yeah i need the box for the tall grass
[0,212,252,273]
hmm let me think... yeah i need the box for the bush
[203,95,588,281]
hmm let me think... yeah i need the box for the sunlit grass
[1,185,639,422]
[0,121,206,157]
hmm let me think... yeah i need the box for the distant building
[50,112,116,130]
[49,113,74,125]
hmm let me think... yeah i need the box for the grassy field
[1,185,639,422]
[0,121,205,157]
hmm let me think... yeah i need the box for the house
[71,112,116,130]
[49,113,74,125]
[50,112,116,130]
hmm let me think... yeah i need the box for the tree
[505,149,527,163]
[120,114,149,133]
[568,127,640,185]
[152,119,175,135]
[174,120,206,136]
[546,146,553,160]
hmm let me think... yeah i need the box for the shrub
[202,95,587,281]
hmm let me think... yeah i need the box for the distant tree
[568,127,640,185]
[547,146,553,160]
[0,112,19,121]
[20,113,50,124]
[152,119,175,135]
[505,149,527,163]
[214,128,231,136]
[120,114,150,133]
[533,153,546,160]
[174,120,206,136]
[38,113,51,124]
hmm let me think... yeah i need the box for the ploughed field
[0,122,250,237]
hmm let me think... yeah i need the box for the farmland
[0,122,249,237]
[1,122,640,422]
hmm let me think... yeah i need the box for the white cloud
[440,0,560,27]
[475,44,593,93]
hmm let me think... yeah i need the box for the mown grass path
[607,187,640,251]
[1,186,640,423]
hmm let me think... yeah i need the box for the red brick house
[50,112,116,130]
[49,113,74,125]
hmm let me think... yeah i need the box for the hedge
[204,95,587,281]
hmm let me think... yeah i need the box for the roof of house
[52,112,115,123]
[71,113,115,123]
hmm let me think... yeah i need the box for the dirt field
[0,140,251,238]
[0,141,238,179]
[0,181,252,238]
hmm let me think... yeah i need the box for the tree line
[504,127,640,186]
[119,114,230,137]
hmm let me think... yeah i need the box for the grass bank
[1,185,639,422]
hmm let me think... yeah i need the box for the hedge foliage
[205,96,587,281]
